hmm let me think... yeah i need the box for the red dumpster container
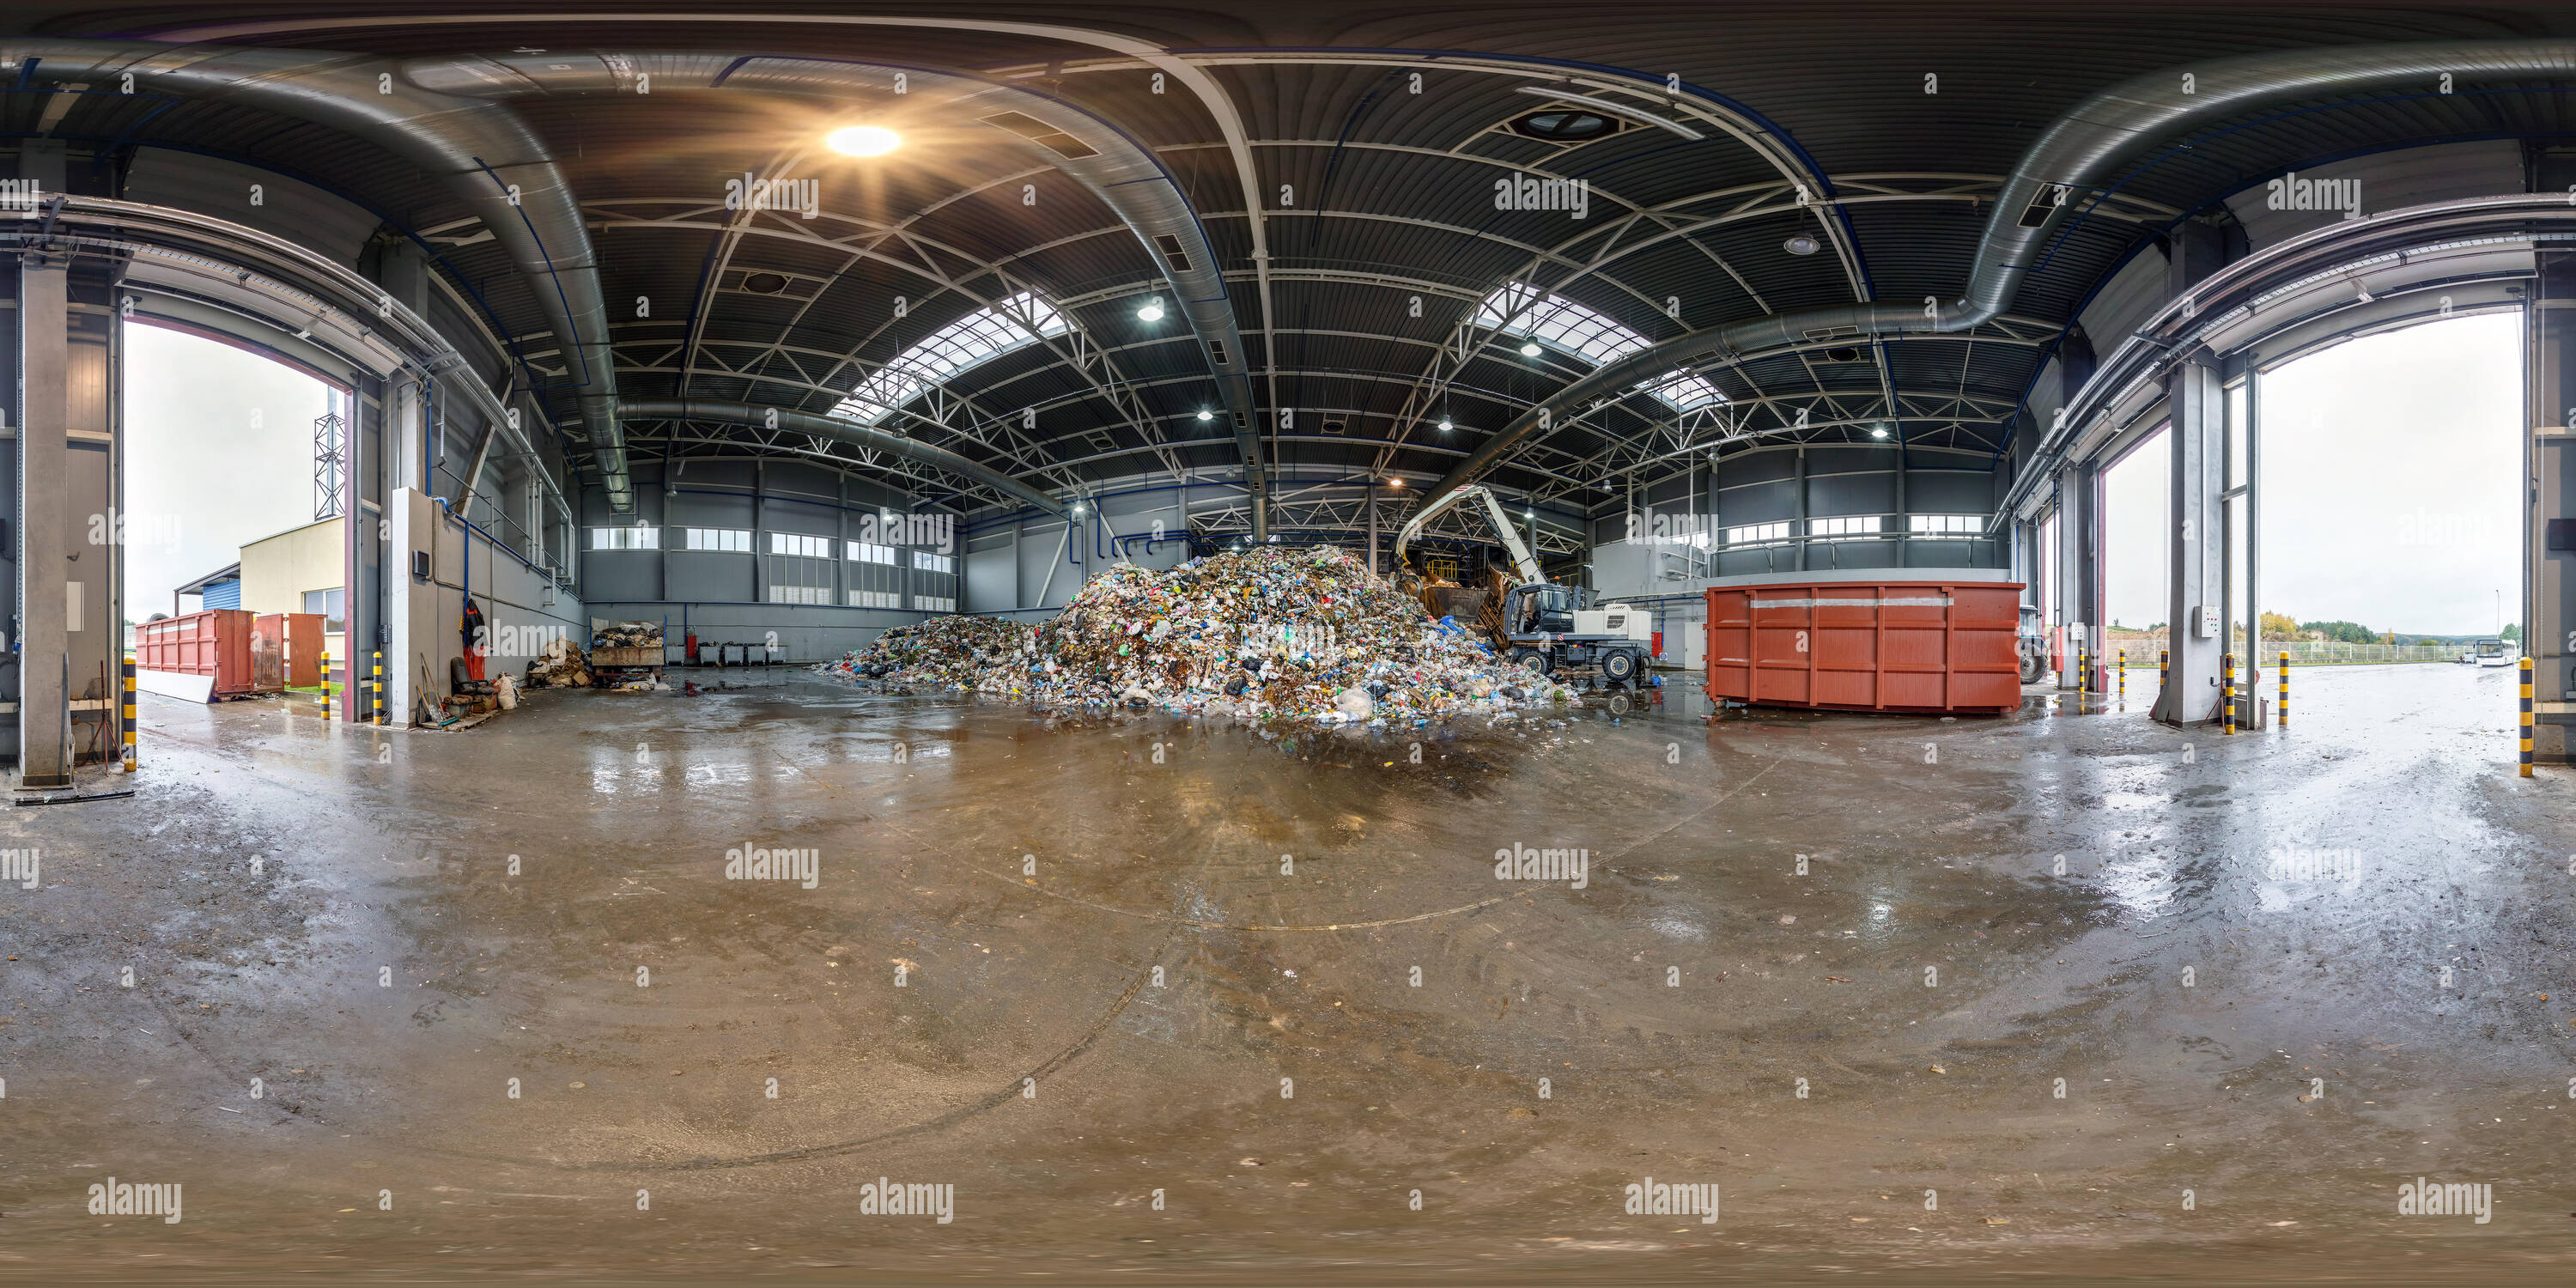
[246,613,326,691]
[137,609,258,698]
[1704,580,2025,714]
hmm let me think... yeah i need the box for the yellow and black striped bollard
[2117,648,2126,702]
[320,650,331,721]
[2222,653,2236,735]
[2078,641,2089,696]
[2520,656,2534,777]
[2160,648,2168,694]
[372,650,385,726]
[2277,651,2288,728]
[122,650,137,769]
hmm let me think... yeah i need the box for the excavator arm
[1392,483,1546,586]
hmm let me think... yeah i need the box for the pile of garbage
[820,615,1036,691]
[523,637,593,689]
[594,621,663,649]
[817,545,1571,726]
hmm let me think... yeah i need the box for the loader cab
[1510,583,1579,635]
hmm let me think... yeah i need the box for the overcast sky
[124,324,329,618]
[2102,310,2520,638]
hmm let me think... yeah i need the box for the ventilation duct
[0,39,636,513]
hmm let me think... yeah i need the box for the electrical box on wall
[411,550,430,580]
[2191,605,2218,639]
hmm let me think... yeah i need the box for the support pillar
[1366,481,1379,575]
[15,251,70,786]
[2053,459,2094,690]
[2529,250,2576,760]
[2157,355,2227,725]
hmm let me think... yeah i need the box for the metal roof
[12,2,2576,531]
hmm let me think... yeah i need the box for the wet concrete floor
[2,661,2572,1285]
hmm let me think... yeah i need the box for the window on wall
[302,586,345,634]
[1909,513,1984,535]
[911,550,954,574]
[770,532,834,560]
[683,527,751,551]
[1724,520,1791,545]
[1808,515,1883,538]
[849,589,901,609]
[767,584,831,605]
[914,594,957,613]
[589,525,659,550]
[850,541,896,565]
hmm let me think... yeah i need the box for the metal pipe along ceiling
[619,398,1068,519]
[405,51,1267,535]
[1418,37,2576,514]
[0,39,636,514]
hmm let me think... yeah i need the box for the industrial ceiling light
[1437,417,1453,431]
[1136,299,1165,322]
[1519,341,1542,357]
[1196,409,1214,422]
[1784,234,1820,256]
[826,125,902,156]
[1869,422,1891,439]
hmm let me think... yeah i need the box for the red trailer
[137,609,258,700]
[1704,580,2025,714]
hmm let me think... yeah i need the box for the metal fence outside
[2104,636,2479,665]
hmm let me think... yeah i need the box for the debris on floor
[819,545,1577,725]
[820,615,1036,691]
[523,637,593,689]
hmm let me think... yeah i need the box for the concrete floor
[3,662,2572,1285]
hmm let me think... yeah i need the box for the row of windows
[769,587,950,611]
[1717,514,1988,545]
[592,526,957,559]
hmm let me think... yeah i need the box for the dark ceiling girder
[620,398,1068,518]
[1416,37,2576,516]
[2,37,635,512]
[407,50,1266,536]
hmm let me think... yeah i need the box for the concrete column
[2156,355,2227,725]
[1366,481,1378,575]
[16,252,70,786]
[2053,459,2094,689]
[2528,251,2576,759]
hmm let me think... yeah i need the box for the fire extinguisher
[685,630,700,664]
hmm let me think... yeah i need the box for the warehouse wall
[574,458,967,661]
[964,480,1204,619]
[1588,445,2006,599]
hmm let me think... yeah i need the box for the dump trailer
[1392,484,1655,686]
